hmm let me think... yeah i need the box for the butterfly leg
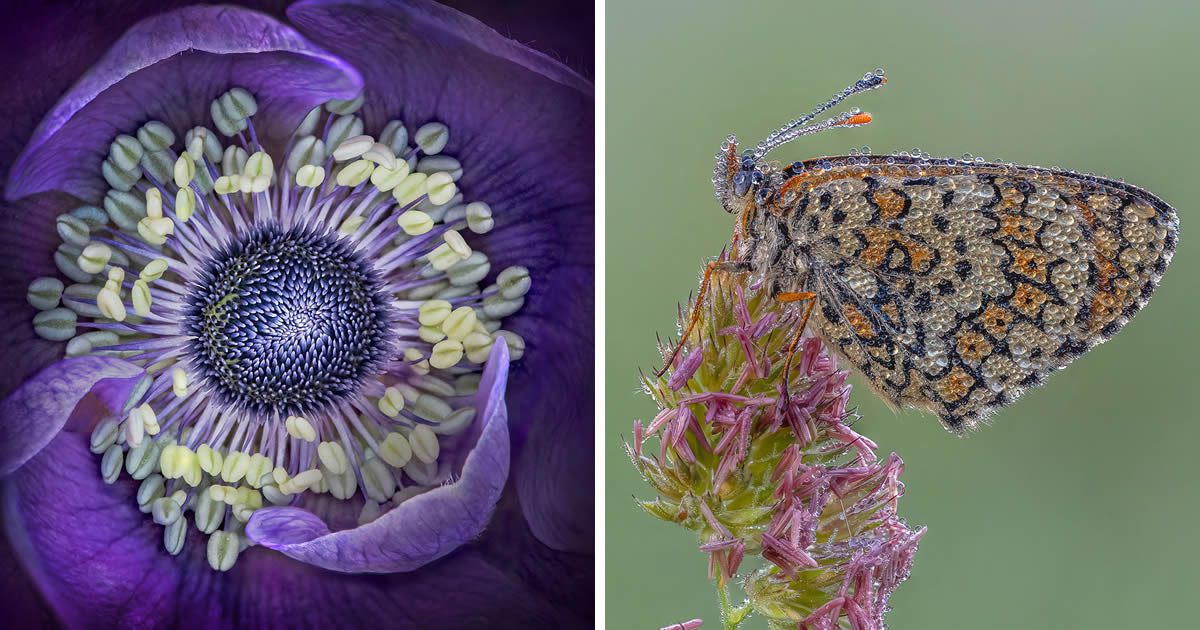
[655,259,752,377]
[775,292,817,413]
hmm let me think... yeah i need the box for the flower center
[186,225,392,415]
[26,87,532,571]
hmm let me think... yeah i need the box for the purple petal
[246,340,511,572]
[6,5,362,203]
[4,431,557,629]
[0,192,81,401]
[0,356,144,476]
[289,0,594,552]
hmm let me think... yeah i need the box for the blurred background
[604,1,1199,628]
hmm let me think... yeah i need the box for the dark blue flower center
[185,225,392,415]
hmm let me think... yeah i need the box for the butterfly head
[712,71,887,214]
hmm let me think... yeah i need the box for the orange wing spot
[999,214,1041,243]
[1089,287,1128,329]
[873,189,906,219]
[955,332,993,365]
[1012,283,1049,318]
[842,304,876,338]
[1011,246,1048,283]
[979,304,1014,339]
[859,227,892,267]
[934,367,976,403]
[1095,254,1118,290]
[880,302,901,325]
[1073,199,1098,228]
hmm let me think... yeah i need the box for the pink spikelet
[626,268,924,629]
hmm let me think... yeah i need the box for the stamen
[41,88,532,569]
[414,122,449,155]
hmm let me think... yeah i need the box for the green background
[605,1,1199,628]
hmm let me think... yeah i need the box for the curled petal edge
[246,339,511,572]
[288,0,591,96]
[6,4,363,201]
[0,356,146,477]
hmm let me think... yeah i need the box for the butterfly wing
[785,156,1178,432]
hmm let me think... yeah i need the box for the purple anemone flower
[0,1,593,628]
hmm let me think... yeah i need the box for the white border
[593,0,607,625]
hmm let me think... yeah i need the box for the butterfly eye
[733,171,752,197]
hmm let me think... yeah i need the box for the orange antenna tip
[839,112,873,126]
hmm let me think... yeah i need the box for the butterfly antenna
[754,69,887,160]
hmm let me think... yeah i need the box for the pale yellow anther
[396,210,433,235]
[414,122,449,154]
[339,215,365,236]
[207,530,240,572]
[498,330,526,360]
[291,468,323,490]
[182,456,202,486]
[442,306,477,341]
[296,164,326,188]
[208,485,230,502]
[430,339,464,369]
[379,432,413,468]
[426,172,457,205]
[172,368,188,397]
[174,153,195,188]
[378,386,405,417]
[187,134,206,162]
[145,188,163,218]
[428,243,463,271]
[285,415,317,442]
[409,425,440,464]
[443,229,471,258]
[175,187,195,222]
[362,142,396,170]
[317,441,349,475]
[418,299,452,326]
[239,173,256,194]
[133,402,160,435]
[246,454,273,488]
[196,444,224,476]
[336,159,375,187]
[125,409,145,448]
[392,172,429,206]
[403,348,424,364]
[332,134,374,161]
[137,216,174,245]
[465,201,494,234]
[131,279,152,316]
[249,174,271,193]
[272,466,288,485]
[77,243,112,275]
[418,326,446,344]
[370,162,410,192]
[464,331,494,363]
[160,444,198,481]
[243,151,274,179]
[97,287,127,322]
[214,175,240,195]
[221,451,250,483]
[140,259,168,282]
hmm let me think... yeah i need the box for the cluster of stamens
[27,87,530,570]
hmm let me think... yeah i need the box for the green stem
[717,580,751,630]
